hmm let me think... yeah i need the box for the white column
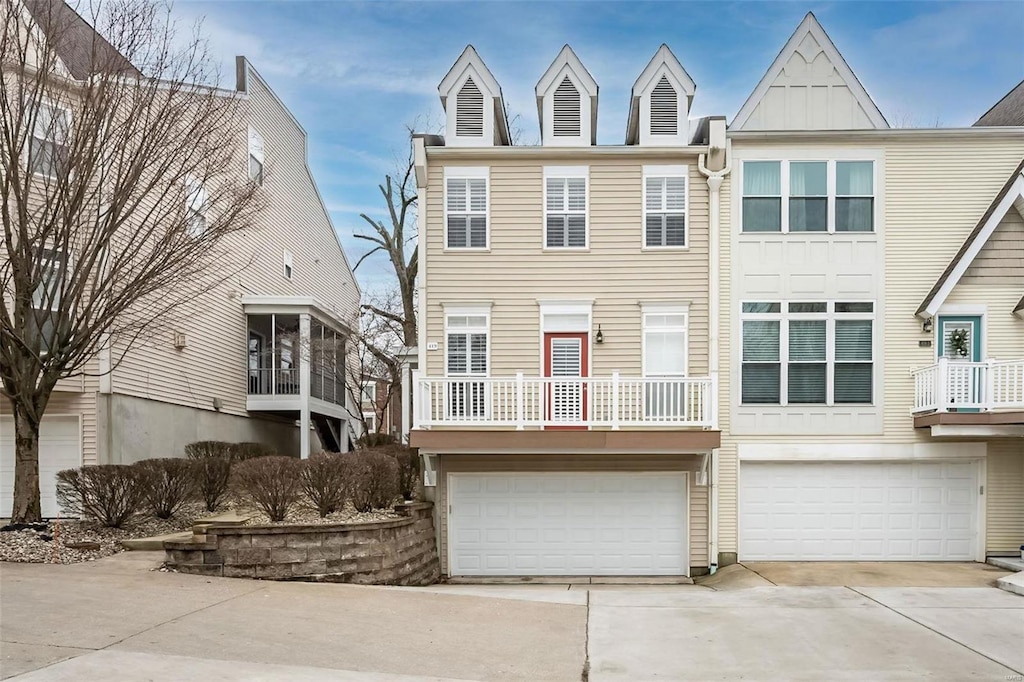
[401,360,412,443]
[299,313,311,459]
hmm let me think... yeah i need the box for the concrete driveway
[1,555,1021,681]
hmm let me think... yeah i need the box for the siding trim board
[917,160,1024,318]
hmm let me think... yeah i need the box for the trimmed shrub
[55,465,145,528]
[230,442,277,461]
[377,446,419,501]
[357,432,395,448]
[135,458,195,519]
[184,441,234,461]
[232,456,302,522]
[300,452,348,517]
[348,451,400,512]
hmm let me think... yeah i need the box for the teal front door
[936,315,983,411]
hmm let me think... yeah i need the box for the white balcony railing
[413,372,716,429]
[911,358,1024,414]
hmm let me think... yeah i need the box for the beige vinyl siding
[944,285,1024,359]
[110,64,358,420]
[716,134,1024,554]
[987,441,1024,555]
[424,156,709,382]
[962,208,1024,285]
[436,454,709,575]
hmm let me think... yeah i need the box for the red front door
[544,332,588,429]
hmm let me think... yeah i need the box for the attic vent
[650,75,677,135]
[553,76,581,137]
[456,77,484,137]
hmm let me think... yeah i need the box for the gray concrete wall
[97,394,309,463]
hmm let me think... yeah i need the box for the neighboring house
[719,14,1024,564]
[411,45,723,578]
[359,376,401,437]
[0,3,360,517]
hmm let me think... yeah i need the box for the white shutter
[553,76,581,137]
[650,76,677,136]
[456,77,484,137]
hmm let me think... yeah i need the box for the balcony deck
[911,358,1024,437]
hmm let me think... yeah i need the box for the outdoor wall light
[595,325,604,344]
[922,318,933,333]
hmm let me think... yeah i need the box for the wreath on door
[948,328,970,359]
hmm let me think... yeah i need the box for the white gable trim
[438,46,509,147]
[536,45,598,146]
[628,45,696,146]
[731,12,888,131]
[921,172,1024,319]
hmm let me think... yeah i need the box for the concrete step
[995,572,1024,597]
[988,556,1024,572]
[192,510,255,532]
[121,531,192,551]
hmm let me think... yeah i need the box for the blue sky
[174,1,1024,293]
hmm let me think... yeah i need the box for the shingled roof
[22,0,139,79]
[975,80,1024,127]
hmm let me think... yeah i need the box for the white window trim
[537,300,592,377]
[443,306,491,378]
[641,304,690,377]
[642,165,689,250]
[543,165,589,251]
[28,98,72,180]
[184,175,208,238]
[361,381,377,404]
[282,249,293,280]
[740,300,875,406]
[443,166,490,251]
[739,157,878,234]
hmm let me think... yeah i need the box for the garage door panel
[740,461,978,561]
[450,472,688,576]
[1,416,82,518]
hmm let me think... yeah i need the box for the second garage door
[740,460,979,561]
[449,472,689,576]
[1,416,82,518]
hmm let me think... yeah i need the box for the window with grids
[29,103,71,178]
[446,314,488,418]
[29,248,64,353]
[742,160,874,233]
[741,301,873,405]
[644,170,687,247]
[545,172,587,248]
[446,174,487,248]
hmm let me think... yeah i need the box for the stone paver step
[121,531,192,551]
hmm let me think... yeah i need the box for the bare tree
[353,142,417,347]
[345,293,403,438]
[0,0,262,522]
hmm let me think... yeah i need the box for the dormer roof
[732,12,888,131]
[22,0,140,79]
[626,44,697,145]
[438,45,510,146]
[974,80,1024,127]
[535,45,599,145]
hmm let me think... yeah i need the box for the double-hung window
[445,168,488,249]
[184,176,207,237]
[29,102,71,178]
[643,306,688,418]
[741,160,875,233]
[30,248,64,353]
[248,127,265,185]
[643,166,687,247]
[741,301,874,405]
[544,167,587,248]
[445,311,489,418]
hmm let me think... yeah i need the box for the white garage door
[449,473,688,576]
[740,460,979,561]
[1,416,82,518]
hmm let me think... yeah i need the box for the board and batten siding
[436,454,709,574]
[423,155,710,382]
[715,135,1024,555]
[110,62,358,420]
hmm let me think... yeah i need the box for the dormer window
[553,77,581,137]
[650,76,677,136]
[456,77,484,137]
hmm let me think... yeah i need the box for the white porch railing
[911,358,1024,414]
[413,372,716,429]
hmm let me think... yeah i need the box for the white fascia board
[922,173,1024,319]
[438,45,502,105]
[632,44,696,99]
[240,295,353,332]
[535,44,598,98]
[731,12,888,131]
[738,442,987,460]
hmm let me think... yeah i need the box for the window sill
[739,403,876,408]
[738,231,877,236]
[442,247,491,254]
[641,246,690,252]
[542,247,590,252]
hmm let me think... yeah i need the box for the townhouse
[1,2,360,518]
[411,14,1023,579]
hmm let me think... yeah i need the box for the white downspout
[699,129,731,575]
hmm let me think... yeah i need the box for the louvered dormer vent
[650,75,677,136]
[456,77,484,137]
[553,76,581,137]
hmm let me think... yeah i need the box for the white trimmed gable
[627,44,696,146]
[439,46,509,147]
[732,13,888,131]
[536,45,598,146]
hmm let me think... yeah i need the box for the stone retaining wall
[164,502,440,585]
